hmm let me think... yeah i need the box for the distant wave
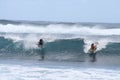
[0,23,120,35]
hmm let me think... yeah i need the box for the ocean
[0,20,120,80]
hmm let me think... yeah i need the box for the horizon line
[0,19,120,24]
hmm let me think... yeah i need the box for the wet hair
[40,39,43,41]
[91,43,95,49]
[39,39,43,45]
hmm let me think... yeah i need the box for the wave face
[0,20,120,62]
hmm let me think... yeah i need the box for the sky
[0,0,120,23]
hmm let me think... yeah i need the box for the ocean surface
[0,20,120,80]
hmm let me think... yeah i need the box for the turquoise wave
[0,19,120,62]
[0,36,120,61]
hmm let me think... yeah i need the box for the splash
[83,39,110,53]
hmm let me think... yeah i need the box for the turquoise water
[0,20,120,80]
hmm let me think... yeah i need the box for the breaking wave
[0,20,120,62]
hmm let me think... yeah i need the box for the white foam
[0,24,120,50]
[1,34,120,51]
[0,24,120,35]
[83,35,120,53]
[0,61,120,80]
[84,39,110,53]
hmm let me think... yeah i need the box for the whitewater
[0,20,120,80]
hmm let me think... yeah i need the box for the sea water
[0,20,120,80]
